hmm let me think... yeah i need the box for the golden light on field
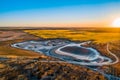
[112,18,120,27]
[24,28,120,43]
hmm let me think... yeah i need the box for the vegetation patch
[24,28,120,43]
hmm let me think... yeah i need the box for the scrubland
[0,28,120,80]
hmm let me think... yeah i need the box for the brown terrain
[0,29,108,80]
[87,41,120,78]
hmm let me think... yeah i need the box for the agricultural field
[24,28,120,43]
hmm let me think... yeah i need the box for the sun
[112,18,120,27]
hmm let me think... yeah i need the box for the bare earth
[0,31,26,41]
[1,29,119,80]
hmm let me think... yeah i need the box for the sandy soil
[0,31,26,41]
[0,63,6,69]
[0,30,41,57]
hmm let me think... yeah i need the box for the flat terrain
[24,28,120,43]
[0,27,120,80]
[0,30,41,57]
[0,31,26,41]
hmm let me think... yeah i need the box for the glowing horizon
[0,0,120,27]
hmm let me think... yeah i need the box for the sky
[0,0,120,27]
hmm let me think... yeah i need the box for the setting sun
[112,18,120,27]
